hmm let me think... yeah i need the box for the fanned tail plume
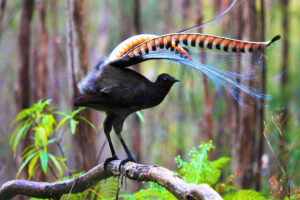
[105,31,280,104]
[141,50,271,103]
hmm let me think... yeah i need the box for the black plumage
[74,60,179,168]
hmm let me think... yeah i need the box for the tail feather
[121,33,280,60]
[105,33,280,103]
[74,94,103,106]
[108,33,280,68]
[267,35,281,46]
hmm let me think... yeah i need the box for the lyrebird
[74,0,280,168]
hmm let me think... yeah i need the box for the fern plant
[122,141,231,199]
[122,141,269,200]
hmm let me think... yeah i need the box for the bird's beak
[174,78,180,82]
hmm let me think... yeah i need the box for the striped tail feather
[108,33,280,67]
[107,34,192,63]
[107,34,157,62]
[123,33,280,57]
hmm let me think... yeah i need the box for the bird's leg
[103,115,119,170]
[113,116,137,170]
[116,132,137,163]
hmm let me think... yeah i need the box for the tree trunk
[17,0,35,184]
[280,0,289,128]
[131,0,143,192]
[66,0,96,172]
[162,0,174,33]
[279,0,290,196]
[31,0,49,181]
[175,0,191,158]
[0,0,6,40]
[119,0,132,41]
[233,0,258,189]
[132,0,142,164]
[36,1,48,99]
[17,0,34,110]
[231,0,243,188]
[48,0,60,105]
[256,0,266,191]
[196,0,214,143]
[281,0,289,88]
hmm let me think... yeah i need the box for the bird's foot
[119,157,137,171]
[104,155,119,170]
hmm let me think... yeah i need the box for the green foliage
[28,141,276,200]
[10,99,95,179]
[175,141,230,185]
[136,111,145,125]
[122,141,271,200]
[223,190,266,200]
[122,182,177,200]
[122,141,232,199]
[58,174,120,200]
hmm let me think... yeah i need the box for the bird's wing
[75,81,149,108]
[78,66,152,108]
[99,69,151,107]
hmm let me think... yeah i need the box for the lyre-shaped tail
[107,33,280,67]
[104,33,280,103]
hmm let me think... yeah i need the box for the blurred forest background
[0,0,299,198]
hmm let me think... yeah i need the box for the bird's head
[155,73,179,91]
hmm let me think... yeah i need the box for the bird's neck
[153,83,172,101]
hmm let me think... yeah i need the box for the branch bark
[66,0,97,171]
[0,161,222,200]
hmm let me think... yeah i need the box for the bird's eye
[163,77,167,81]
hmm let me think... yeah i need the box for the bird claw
[104,155,119,170]
[118,157,137,171]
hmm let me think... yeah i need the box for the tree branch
[0,161,222,200]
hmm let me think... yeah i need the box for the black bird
[74,32,279,169]
[74,60,179,168]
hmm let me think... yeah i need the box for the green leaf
[56,116,70,130]
[70,119,78,134]
[35,127,47,149]
[28,154,40,179]
[16,152,37,178]
[136,111,145,125]
[9,123,23,146]
[54,111,69,116]
[71,107,86,117]
[34,130,41,149]
[10,107,35,127]
[97,124,103,131]
[39,99,52,112]
[46,138,56,145]
[49,154,63,177]
[12,124,31,155]
[48,106,57,112]
[22,148,36,160]
[211,157,231,169]
[57,157,68,171]
[224,190,266,200]
[22,144,35,156]
[40,150,48,174]
[77,116,97,132]
[42,114,56,135]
